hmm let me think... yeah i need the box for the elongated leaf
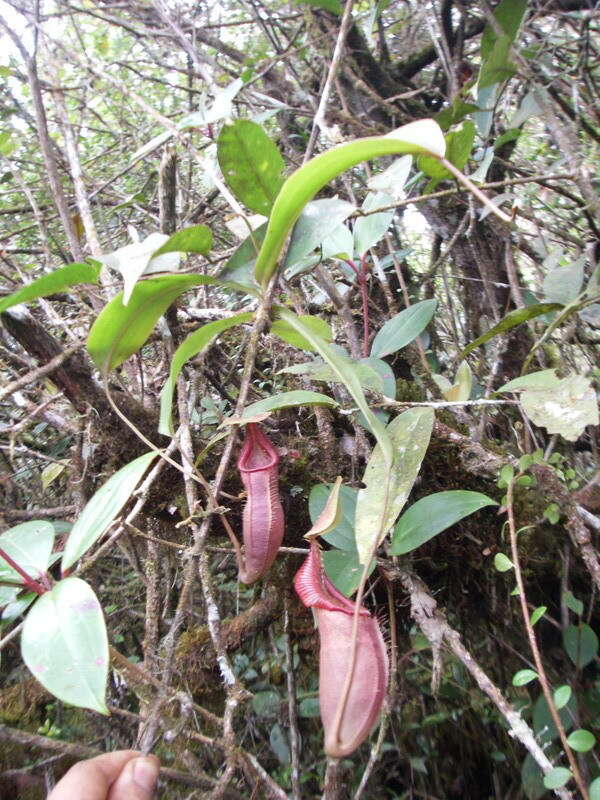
[0,262,101,314]
[238,390,338,421]
[353,192,394,256]
[355,408,434,564]
[309,484,358,551]
[61,452,157,571]
[254,119,446,285]
[479,0,527,89]
[159,312,253,435]
[87,274,218,372]
[152,224,213,256]
[419,121,476,181]
[271,315,332,351]
[284,197,355,268]
[277,309,393,464]
[0,521,55,583]
[367,155,412,199]
[497,369,560,393]
[390,490,497,555]
[217,120,285,214]
[21,577,109,713]
[370,299,437,358]
[305,477,343,540]
[459,304,562,359]
[322,548,376,597]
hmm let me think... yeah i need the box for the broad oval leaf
[276,309,393,465]
[566,729,596,753]
[305,477,343,540]
[87,274,218,373]
[0,262,101,314]
[284,197,355,268]
[61,452,157,571]
[370,299,437,358]
[237,390,338,422]
[254,119,446,285]
[309,483,358,551]
[390,490,497,555]
[520,375,598,442]
[0,521,55,583]
[553,685,572,709]
[512,669,538,687]
[21,577,109,714]
[563,623,598,668]
[322,548,376,597]
[590,777,600,800]
[533,689,577,745]
[530,606,547,626]
[543,257,585,306]
[355,407,434,564]
[217,120,285,215]
[159,312,253,435]
[543,767,572,791]
[460,304,562,360]
[494,553,513,572]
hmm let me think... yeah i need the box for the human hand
[47,750,160,800]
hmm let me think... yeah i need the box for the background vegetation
[0,0,599,798]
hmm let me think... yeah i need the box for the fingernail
[133,756,159,793]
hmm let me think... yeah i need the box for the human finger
[107,755,160,800]
[47,750,140,800]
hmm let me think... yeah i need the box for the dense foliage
[0,1,599,798]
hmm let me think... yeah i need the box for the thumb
[108,755,160,800]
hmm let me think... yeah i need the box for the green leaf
[361,357,396,399]
[0,262,101,315]
[353,192,394,256]
[534,691,577,745]
[298,696,321,717]
[520,754,545,800]
[553,685,572,710]
[252,690,280,718]
[0,521,55,584]
[367,155,412,198]
[21,577,109,713]
[567,729,596,753]
[355,408,434,564]
[219,222,267,287]
[87,274,218,373]
[419,121,476,181]
[217,120,285,215]
[481,0,527,60]
[479,34,517,89]
[238,390,338,421]
[254,119,446,285]
[309,484,358,551]
[370,299,437,358]
[159,313,253,435]
[543,258,585,305]
[152,224,213,256]
[61,452,157,571]
[530,606,547,626]
[271,315,332,351]
[276,309,393,464]
[563,623,598,668]
[543,767,572,790]
[497,369,561,393]
[390,490,497,555]
[590,777,600,800]
[512,669,538,686]
[442,361,472,402]
[305,476,343,539]
[459,305,562,360]
[494,553,514,572]
[563,590,584,616]
[322,548,376,597]
[520,375,599,442]
[269,723,291,765]
[295,0,342,11]
[284,197,355,268]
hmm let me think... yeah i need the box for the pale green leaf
[553,685,572,709]
[284,197,355,267]
[271,315,332,351]
[238,390,338,420]
[305,477,343,540]
[390,490,497,555]
[530,606,547,626]
[512,669,538,686]
[567,729,596,753]
[61,452,157,571]
[520,375,599,442]
[159,312,253,435]
[355,408,434,564]
[309,484,358,551]
[563,623,598,668]
[21,577,109,714]
[0,521,55,584]
[370,299,437,358]
[543,767,572,790]
[494,553,514,572]
[353,191,394,256]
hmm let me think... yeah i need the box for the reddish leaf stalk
[237,423,284,584]
[345,256,371,357]
[0,547,46,595]
[294,542,388,757]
